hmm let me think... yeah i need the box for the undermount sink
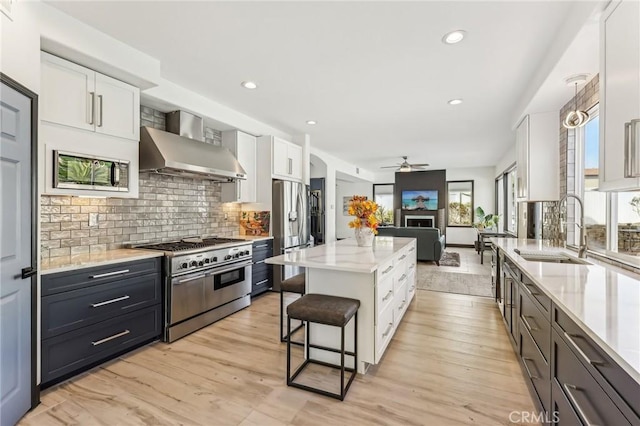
[514,249,591,265]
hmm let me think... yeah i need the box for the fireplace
[405,215,435,227]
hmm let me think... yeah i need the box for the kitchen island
[266,237,417,373]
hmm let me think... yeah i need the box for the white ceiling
[47,1,598,173]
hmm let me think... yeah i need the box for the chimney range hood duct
[139,111,246,181]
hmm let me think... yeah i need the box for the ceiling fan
[380,156,429,172]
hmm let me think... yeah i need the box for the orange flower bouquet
[347,196,379,246]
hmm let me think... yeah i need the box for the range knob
[212,256,218,262]
[189,261,197,267]
[204,258,210,264]
[181,262,188,269]
[234,253,240,258]
[225,255,232,260]
[244,250,251,256]
[198,261,204,267]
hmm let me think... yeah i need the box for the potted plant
[473,206,499,231]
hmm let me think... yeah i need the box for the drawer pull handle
[522,283,540,297]
[521,315,539,332]
[398,274,407,281]
[90,295,130,308]
[382,266,393,275]
[409,247,415,252]
[90,269,130,279]
[397,301,406,311]
[382,322,393,338]
[255,244,268,248]
[178,274,205,284]
[254,260,266,264]
[91,329,130,346]
[255,279,269,286]
[382,290,393,302]
[409,263,415,270]
[563,384,600,426]
[522,357,539,380]
[399,254,407,260]
[564,332,604,366]
[409,285,415,292]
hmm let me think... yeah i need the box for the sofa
[377,226,446,265]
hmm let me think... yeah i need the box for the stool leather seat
[287,294,360,327]
[280,273,305,294]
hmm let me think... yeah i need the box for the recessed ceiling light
[442,30,466,44]
[306,120,317,125]
[241,81,258,89]
[448,99,463,105]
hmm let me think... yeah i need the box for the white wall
[446,167,495,245]
[335,181,374,239]
[495,144,516,178]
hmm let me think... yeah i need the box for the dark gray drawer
[252,257,271,270]
[42,304,161,386]
[550,378,582,425]
[42,273,161,339]
[42,257,162,296]
[553,307,640,421]
[253,249,273,261]
[520,283,551,362]
[551,329,631,426]
[252,267,272,286]
[519,318,551,412]
[521,274,551,316]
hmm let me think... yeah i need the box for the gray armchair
[377,227,446,265]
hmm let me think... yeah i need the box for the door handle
[288,158,292,175]
[21,267,37,279]
[97,94,103,127]
[88,92,95,125]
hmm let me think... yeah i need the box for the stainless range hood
[139,111,246,181]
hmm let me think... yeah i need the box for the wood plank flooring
[21,290,536,425]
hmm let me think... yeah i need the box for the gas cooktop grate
[136,238,245,252]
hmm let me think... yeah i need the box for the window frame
[372,183,395,226]
[446,180,474,227]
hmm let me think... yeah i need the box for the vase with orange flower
[347,195,379,247]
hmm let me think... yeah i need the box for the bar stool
[286,293,359,401]
[280,273,306,345]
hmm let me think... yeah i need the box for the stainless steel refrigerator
[272,180,310,291]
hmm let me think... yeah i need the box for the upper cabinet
[41,52,140,141]
[221,130,257,203]
[599,0,640,191]
[516,112,559,201]
[259,136,303,182]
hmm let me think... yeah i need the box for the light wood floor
[21,290,535,425]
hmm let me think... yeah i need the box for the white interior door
[1,78,35,425]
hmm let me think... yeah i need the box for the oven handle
[176,274,206,284]
[204,261,252,276]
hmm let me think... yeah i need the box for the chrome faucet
[559,193,588,258]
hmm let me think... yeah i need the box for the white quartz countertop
[232,235,274,242]
[41,249,163,275]
[491,238,640,384]
[265,237,415,273]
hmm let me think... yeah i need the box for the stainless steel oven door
[204,261,252,312]
[170,272,209,324]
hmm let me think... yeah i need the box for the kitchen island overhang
[266,237,417,374]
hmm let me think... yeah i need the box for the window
[373,184,394,226]
[447,180,473,226]
[573,105,640,263]
[496,176,505,232]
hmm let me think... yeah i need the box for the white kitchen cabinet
[221,130,257,203]
[41,52,140,141]
[268,136,303,181]
[515,112,559,201]
[599,0,640,191]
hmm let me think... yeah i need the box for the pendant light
[563,75,590,129]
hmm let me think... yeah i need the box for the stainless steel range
[134,237,252,342]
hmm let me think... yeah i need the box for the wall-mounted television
[401,190,438,211]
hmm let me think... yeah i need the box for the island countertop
[265,237,415,273]
[491,238,640,384]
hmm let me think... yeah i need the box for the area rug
[416,262,493,298]
[439,251,460,267]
